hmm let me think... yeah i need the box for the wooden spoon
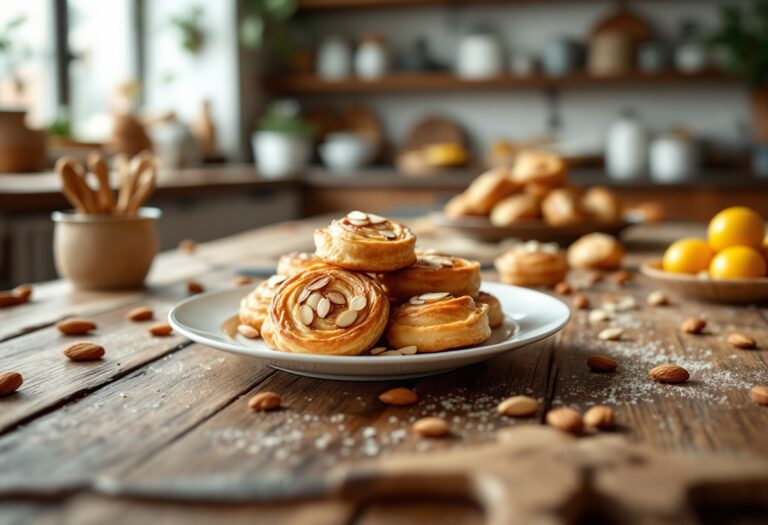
[125,158,157,214]
[56,157,87,213]
[87,152,116,213]
[114,154,134,214]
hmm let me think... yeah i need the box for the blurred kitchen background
[1,0,767,286]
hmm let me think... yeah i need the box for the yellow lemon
[707,206,765,251]
[662,238,714,274]
[709,246,767,279]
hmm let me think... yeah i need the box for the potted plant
[711,1,768,176]
[169,5,206,56]
[252,100,312,178]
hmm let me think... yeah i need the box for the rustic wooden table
[1,216,767,525]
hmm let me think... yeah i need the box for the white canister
[675,43,709,73]
[354,35,388,80]
[650,132,698,183]
[317,35,352,81]
[456,33,504,79]
[252,131,310,178]
[606,111,647,180]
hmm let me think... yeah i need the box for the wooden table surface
[1,216,767,525]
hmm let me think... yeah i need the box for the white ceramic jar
[456,33,504,79]
[354,35,388,80]
[650,132,698,183]
[252,131,310,178]
[606,111,647,180]
[317,35,352,81]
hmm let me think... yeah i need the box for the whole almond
[546,407,583,434]
[612,270,633,286]
[0,292,24,308]
[187,281,204,294]
[127,306,154,322]
[647,290,669,306]
[497,395,539,417]
[749,386,768,406]
[648,364,689,384]
[234,276,253,286]
[598,327,623,341]
[12,284,32,302]
[178,239,197,254]
[727,333,757,350]
[554,282,572,296]
[572,294,590,310]
[412,417,449,438]
[379,387,418,406]
[63,342,105,362]
[56,318,97,335]
[587,355,618,372]
[583,405,615,430]
[681,317,706,334]
[237,324,260,339]
[149,322,173,337]
[586,271,605,285]
[0,371,23,396]
[248,391,281,411]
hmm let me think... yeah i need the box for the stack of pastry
[444,150,624,227]
[239,211,502,356]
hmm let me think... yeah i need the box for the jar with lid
[354,34,389,80]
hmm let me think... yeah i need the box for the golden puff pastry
[512,150,568,186]
[443,193,478,219]
[262,264,389,356]
[541,187,589,226]
[314,211,416,272]
[494,241,568,288]
[377,251,481,301]
[490,194,541,226]
[386,293,490,353]
[239,274,288,332]
[462,167,518,215]
[476,291,503,329]
[567,233,624,270]
[277,251,322,277]
[582,186,623,224]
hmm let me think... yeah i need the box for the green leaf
[240,14,264,49]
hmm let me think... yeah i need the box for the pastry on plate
[490,194,541,226]
[476,291,503,329]
[494,241,568,287]
[524,180,563,199]
[386,293,490,353]
[511,150,567,186]
[541,187,589,226]
[443,193,477,219]
[277,251,322,277]
[239,274,288,332]
[377,251,481,301]
[261,264,389,356]
[583,186,623,224]
[314,211,417,272]
[567,233,624,270]
[462,167,518,215]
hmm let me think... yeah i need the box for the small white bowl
[319,134,371,174]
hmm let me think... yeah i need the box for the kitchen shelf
[266,70,736,95]
[298,0,613,10]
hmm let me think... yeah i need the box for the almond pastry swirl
[277,251,323,277]
[314,211,417,272]
[261,264,389,356]
[377,251,481,301]
[386,293,490,353]
[238,274,288,332]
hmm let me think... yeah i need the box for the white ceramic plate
[168,282,570,381]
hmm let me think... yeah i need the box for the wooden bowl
[640,260,768,304]
[432,213,631,244]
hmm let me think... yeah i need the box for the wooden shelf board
[298,0,589,10]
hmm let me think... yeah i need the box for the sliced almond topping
[379,350,402,356]
[299,304,314,326]
[349,295,367,311]
[316,297,331,319]
[306,291,322,310]
[380,230,397,240]
[346,210,368,221]
[598,327,623,341]
[419,292,450,302]
[398,345,418,355]
[307,276,331,291]
[409,297,426,305]
[238,324,260,339]
[348,219,370,227]
[297,288,311,303]
[370,346,388,355]
[367,213,387,224]
[588,309,609,324]
[335,309,358,328]
[326,292,346,305]
[268,274,287,287]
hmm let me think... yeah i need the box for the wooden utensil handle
[56,158,87,214]
[87,152,116,213]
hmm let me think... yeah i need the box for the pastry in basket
[277,251,323,277]
[386,293,490,353]
[583,186,623,224]
[314,211,417,272]
[511,150,567,186]
[541,188,589,226]
[567,233,624,270]
[462,167,518,214]
[490,194,541,226]
[261,264,389,356]
[443,193,478,219]
[476,291,503,329]
[494,241,568,288]
[239,274,288,332]
[377,251,481,301]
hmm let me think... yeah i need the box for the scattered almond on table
[237,324,260,339]
[63,342,105,362]
[546,407,583,434]
[149,322,173,337]
[588,309,610,324]
[248,391,281,411]
[379,387,418,406]
[56,318,97,336]
[749,386,768,406]
[572,294,590,310]
[647,290,669,306]
[0,284,33,308]
[611,270,633,286]
[554,282,572,295]
[496,395,539,417]
[178,239,197,254]
[598,327,623,341]
[586,271,605,285]
[234,276,253,286]
[727,333,757,350]
[584,405,614,430]
[681,317,706,334]
[187,281,204,294]
[0,371,23,396]
[412,417,449,438]
[12,284,32,302]
[648,364,689,384]
[587,355,618,372]
[127,306,154,322]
